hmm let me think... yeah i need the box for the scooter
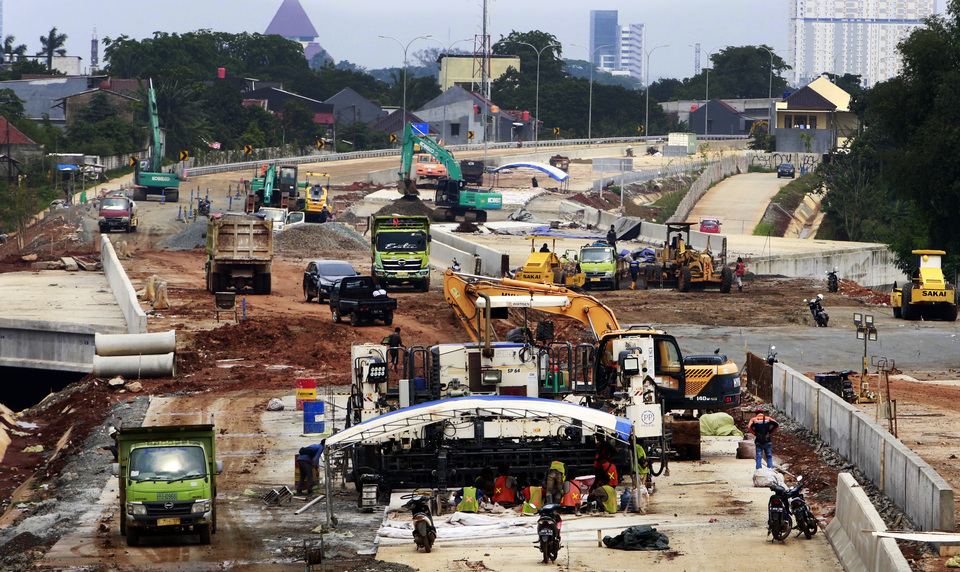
[803,295,829,327]
[787,476,818,539]
[450,258,461,272]
[401,494,437,553]
[767,480,793,541]
[197,197,211,217]
[535,503,562,563]
[826,268,839,293]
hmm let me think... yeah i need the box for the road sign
[129,157,138,167]
[316,140,325,149]
[243,145,253,155]
[411,123,429,135]
[467,131,475,140]
[389,134,398,143]
[179,150,190,161]
[638,125,645,134]
[553,127,560,135]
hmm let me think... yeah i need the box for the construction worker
[606,224,617,251]
[506,326,532,344]
[748,406,779,469]
[474,467,496,499]
[539,242,550,253]
[559,480,583,514]
[521,483,545,514]
[633,442,652,489]
[319,204,331,223]
[296,440,324,495]
[629,253,642,290]
[491,464,519,507]
[543,460,566,504]
[587,474,618,514]
[735,257,745,292]
[595,457,619,487]
[384,327,404,372]
[453,485,485,513]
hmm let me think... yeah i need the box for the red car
[699,218,721,233]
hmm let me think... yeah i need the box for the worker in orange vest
[491,464,519,507]
[559,480,583,515]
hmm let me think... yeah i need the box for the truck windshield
[376,231,425,252]
[101,198,128,210]
[260,209,285,222]
[129,445,206,482]
[581,248,613,263]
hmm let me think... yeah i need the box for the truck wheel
[720,267,733,293]
[130,224,137,233]
[420,276,431,292]
[332,308,342,323]
[255,273,271,295]
[942,289,958,321]
[350,311,361,327]
[384,311,394,326]
[198,523,212,545]
[901,284,918,320]
[678,266,692,293]
[126,527,140,547]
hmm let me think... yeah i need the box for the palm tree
[3,35,27,63]
[39,27,67,71]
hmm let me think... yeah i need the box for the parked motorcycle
[535,503,562,563]
[767,475,817,541]
[787,476,818,539]
[450,258,461,272]
[766,345,778,365]
[401,494,437,553]
[197,197,211,217]
[803,295,829,327]
[826,268,839,293]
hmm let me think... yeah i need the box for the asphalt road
[686,171,790,235]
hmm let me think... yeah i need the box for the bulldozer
[644,223,732,293]
[515,237,585,288]
[890,250,957,321]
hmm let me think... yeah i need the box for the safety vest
[629,259,641,272]
[549,461,566,482]
[458,486,480,513]
[600,485,618,514]
[597,460,619,486]
[634,444,649,475]
[522,486,543,514]
[560,481,582,508]
[492,475,516,504]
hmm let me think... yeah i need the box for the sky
[3,1,946,82]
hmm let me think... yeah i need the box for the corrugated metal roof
[0,77,93,120]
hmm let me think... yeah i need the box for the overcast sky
[3,1,945,81]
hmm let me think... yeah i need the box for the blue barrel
[303,400,325,434]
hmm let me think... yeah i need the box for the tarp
[491,162,570,182]
[324,395,634,451]
[56,164,79,171]
[699,412,744,437]
[602,525,670,550]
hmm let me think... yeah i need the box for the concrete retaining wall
[429,240,472,274]
[100,236,148,334]
[826,472,911,572]
[750,245,909,291]
[431,229,504,277]
[772,361,955,532]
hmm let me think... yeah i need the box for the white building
[618,23,646,81]
[789,0,935,87]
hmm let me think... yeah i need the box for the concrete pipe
[93,352,176,378]
[95,330,176,357]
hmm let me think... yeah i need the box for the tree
[493,30,566,83]
[815,139,886,241]
[145,79,207,159]
[74,92,118,123]
[3,35,27,62]
[0,90,25,120]
[0,179,38,252]
[280,99,319,155]
[39,27,67,72]
[673,46,791,100]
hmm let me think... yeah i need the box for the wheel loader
[644,222,732,293]
[890,250,957,321]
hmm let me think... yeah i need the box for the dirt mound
[838,278,890,305]
[274,223,369,257]
[373,196,435,218]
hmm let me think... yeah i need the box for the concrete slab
[0,270,126,334]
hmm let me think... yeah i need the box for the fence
[743,352,772,402]
[671,155,748,223]
[769,361,954,532]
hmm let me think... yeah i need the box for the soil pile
[275,223,369,256]
[373,196,435,218]
[159,219,207,251]
[838,279,890,305]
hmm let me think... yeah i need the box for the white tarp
[491,162,570,182]
[378,511,536,543]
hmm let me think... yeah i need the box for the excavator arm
[443,269,620,344]
[399,124,462,194]
[146,79,163,172]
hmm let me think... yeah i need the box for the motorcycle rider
[748,407,779,470]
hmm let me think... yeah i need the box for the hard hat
[817,293,824,300]
[755,407,764,413]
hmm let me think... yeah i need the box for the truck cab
[98,194,138,233]
[371,216,431,291]
[580,241,627,290]
[258,207,289,233]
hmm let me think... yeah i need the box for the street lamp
[425,37,471,144]
[758,46,776,99]
[643,44,668,139]
[517,41,560,151]
[853,312,878,402]
[572,43,612,145]
[379,35,432,129]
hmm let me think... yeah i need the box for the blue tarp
[57,164,79,171]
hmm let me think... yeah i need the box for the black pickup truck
[329,276,397,326]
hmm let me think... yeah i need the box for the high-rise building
[788,0,936,87]
[589,10,619,69]
[618,24,645,81]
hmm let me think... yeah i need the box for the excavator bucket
[398,178,420,197]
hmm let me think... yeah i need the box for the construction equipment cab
[133,79,180,202]
[515,237,585,288]
[890,250,957,321]
[648,222,732,293]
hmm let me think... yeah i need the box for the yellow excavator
[443,270,741,411]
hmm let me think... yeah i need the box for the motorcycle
[197,197,211,217]
[787,476,818,539]
[826,268,839,293]
[401,494,437,553]
[767,475,817,541]
[450,258,461,272]
[535,503,562,563]
[766,345,778,365]
[803,295,829,327]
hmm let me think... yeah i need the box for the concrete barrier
[750,245,909,291]
[431,229,504,277]
[100,236,147,334]
[826,472,911,572]
[772,361,955,532]
[429,240,472,274]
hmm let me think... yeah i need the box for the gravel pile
[159,219,207,251]
[373,196,435,218]
[275,223,369,256]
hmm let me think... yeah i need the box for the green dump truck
[371,215,431,291]
[112,421,222,547]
